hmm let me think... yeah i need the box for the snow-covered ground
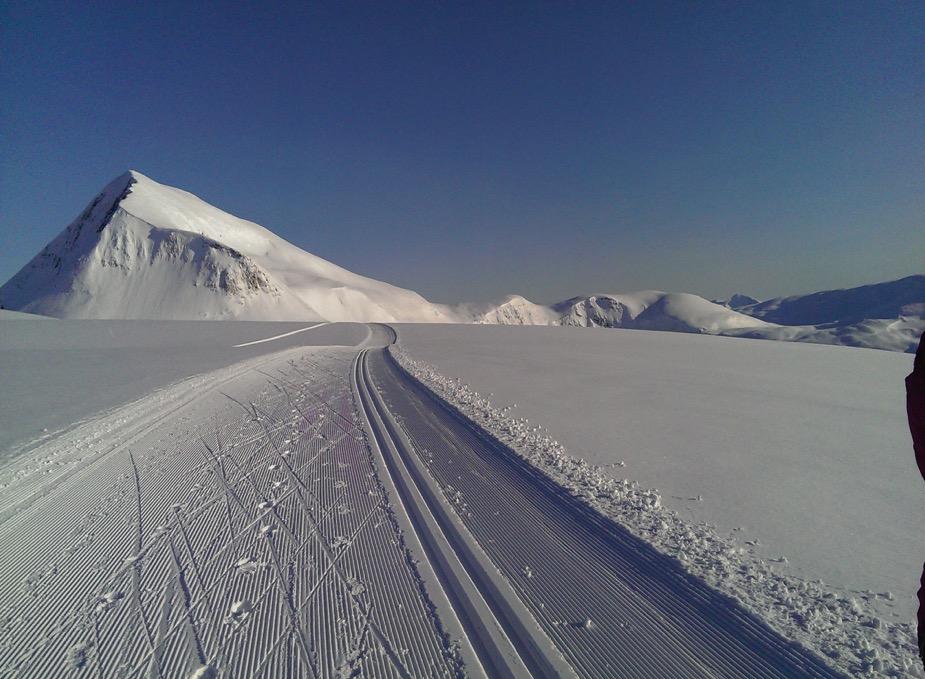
[394,323,923,673]
[0,328,474,678]
[0,309,53,321]
[0,319,368,455]
[1,320,851,678]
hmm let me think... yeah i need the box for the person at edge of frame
[906,331,925,667]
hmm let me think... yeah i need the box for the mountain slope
[2,170,919,351]
[712,293,759,309]
[454,294,560,325]
[470,288,923,352]
[734,275,925,325]
[465,291,775,335]
[726,316,925,354]
[0,171,453,322]
[553,291,774,333]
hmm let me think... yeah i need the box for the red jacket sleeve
[908,331,925,482]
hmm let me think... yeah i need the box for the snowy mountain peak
[0,171,453,322]
[455,294,559,325]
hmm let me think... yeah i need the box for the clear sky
[1,1,922,304]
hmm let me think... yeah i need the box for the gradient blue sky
[2,1,922,303]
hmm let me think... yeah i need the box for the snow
[393,322,923,674]
[713,293,760,308]
[0,171,453,323]
[0,319,369,455]
[1,312,919,674]
[737,275,925,325]
[0,339,470,677]
[0,309,53,321]
[454,294,560,325]
[557,290,776,333]
[460,290,775,334]
[1,170,918,353]
[729,315,925,354]
[471,289,923,352]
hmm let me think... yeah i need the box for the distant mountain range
[1,171,922,352]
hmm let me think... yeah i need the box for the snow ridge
[469,287,923,353]
[736,276,925,325]
[0,171,453,322]
[391,345,920,677]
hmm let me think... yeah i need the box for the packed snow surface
[0,319,368,454]
[0,334,475,678]
[0,321,847,677]
[394,323,923,675]
[394,324,923,623]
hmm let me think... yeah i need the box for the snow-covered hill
[732,275,925,325]
[0,171,453,322]
[454,294,560,325]
[453,290,775,335]
[468,287,923,352]
[462,291,776,335]
[1,170,920,351]
[719,276,925,353]
[552,291,775,334]
[727,316,925,353]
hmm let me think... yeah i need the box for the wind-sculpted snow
[390,346,919,676]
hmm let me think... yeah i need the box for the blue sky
[1,1,922,303]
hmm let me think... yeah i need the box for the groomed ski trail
[0,322,849,678]
[0,331,464,678]
[355,330,847,679]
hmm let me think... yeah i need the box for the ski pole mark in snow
[232,323,327,348]
[0,323,856,678]
[0,341,459,678]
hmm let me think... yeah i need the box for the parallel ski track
[0,327,850,679]
[356,348,578,678]
[366,346,848,679]
[0,349,460,678]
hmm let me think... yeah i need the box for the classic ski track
[0,323,850,679]
[0,341,462,678]
[363,343,849,679]
[355,348,578,678]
